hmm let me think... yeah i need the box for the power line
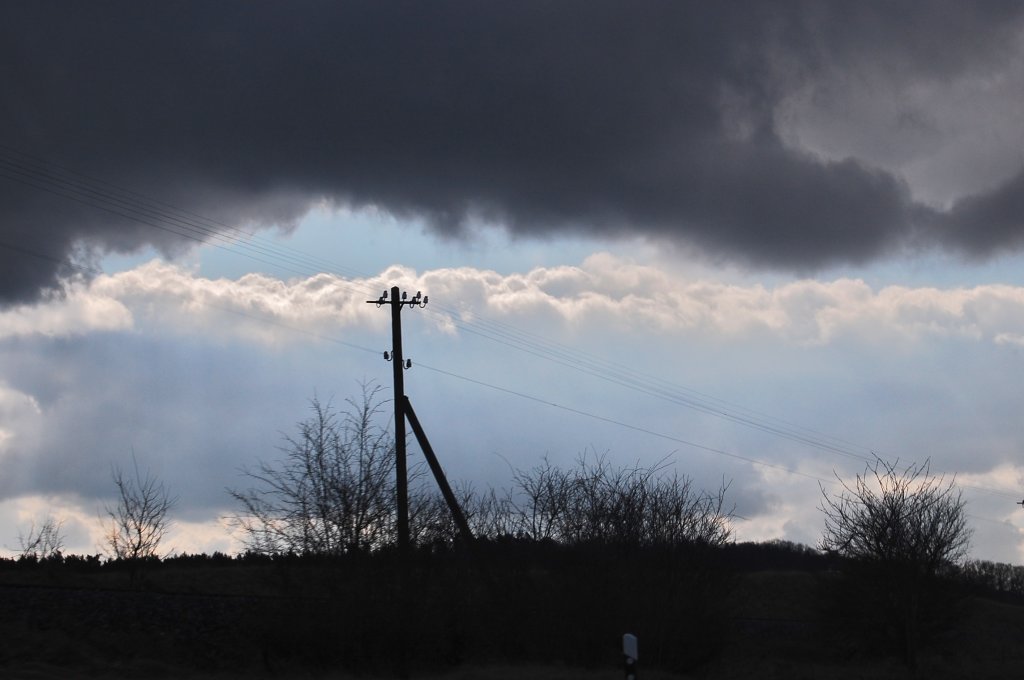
[160,296,841,486]
[0,145,869,464]
[0,147,903,463]
[1,146,1020,505]
[193,299,1024,508]
[415,361,831,484]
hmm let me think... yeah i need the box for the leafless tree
[506,452,734,548]
[508,455,573,541]
[18,516,65,559]
[104,455,177,560]
[230,385,400,555]
[466,486,521,538]
[820,457,971,571]
[819,457,971,668]
[644,471,733,547]
[409,482,522,548]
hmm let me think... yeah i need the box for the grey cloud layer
[3,1,1023,302]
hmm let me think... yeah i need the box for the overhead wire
[0,145,868,462]
[0,147,909,464]
[436,308,878,457]
[414,361,831,484]
[0,145,1020,506]
[426,316,876,463]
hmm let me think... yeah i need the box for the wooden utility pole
[367,287,427,679]
[367,286,427,560]
[369,287,487,676]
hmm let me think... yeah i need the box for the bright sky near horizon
[2,2,1024,562]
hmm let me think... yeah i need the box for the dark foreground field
[2,545,1023,679]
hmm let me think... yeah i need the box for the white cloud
[0,287,131,339]
[3,256,1024,560]
[0,256,1006,352]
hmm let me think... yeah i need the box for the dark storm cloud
[2,1,1023,302]
[942,170,1024,258]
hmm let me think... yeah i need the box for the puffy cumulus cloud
[88,260,411,345]
[426,254,1024,346]
[0,287,132,340]
[4,2,1024,305]
[11,256,1024,351]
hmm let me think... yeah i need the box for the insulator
[405,359,412,369]
[402,291,407,300]
[383,351,391,361]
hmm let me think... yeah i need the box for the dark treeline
[0,540,731,674]
[959,558,1024,602]
[10,540,1021,600]
[1,539,1021,677]
[15,539,1023,599]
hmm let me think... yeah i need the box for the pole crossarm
[366,288,428,309]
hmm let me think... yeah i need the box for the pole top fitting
[366,290,388,307]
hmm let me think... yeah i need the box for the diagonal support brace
[402,395,476,546]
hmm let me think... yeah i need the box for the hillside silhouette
[2,540,1024,679]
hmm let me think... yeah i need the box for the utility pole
[367,288,491,676]
[367,286,427,560]
[367,287,427,679]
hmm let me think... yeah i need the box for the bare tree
[409,481,521,548]
[105,455,177,560]
[819,457,971,668]
[230,385,399,555]
[820,457,971,571]
[506,452,734,548]
[508,455,573,541]
[18,516,65,560]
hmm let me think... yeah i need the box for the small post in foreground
[623,633,638,680]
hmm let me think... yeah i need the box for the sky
[2,1,1024,561]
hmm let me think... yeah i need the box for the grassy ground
[3,562,1024,679]
[0,663,692,680]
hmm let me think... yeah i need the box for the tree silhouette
[104,454,177,560]
[18,516,65,559]
[506,452,733,548]
[230,385,399,555]
[820,457,971,667]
